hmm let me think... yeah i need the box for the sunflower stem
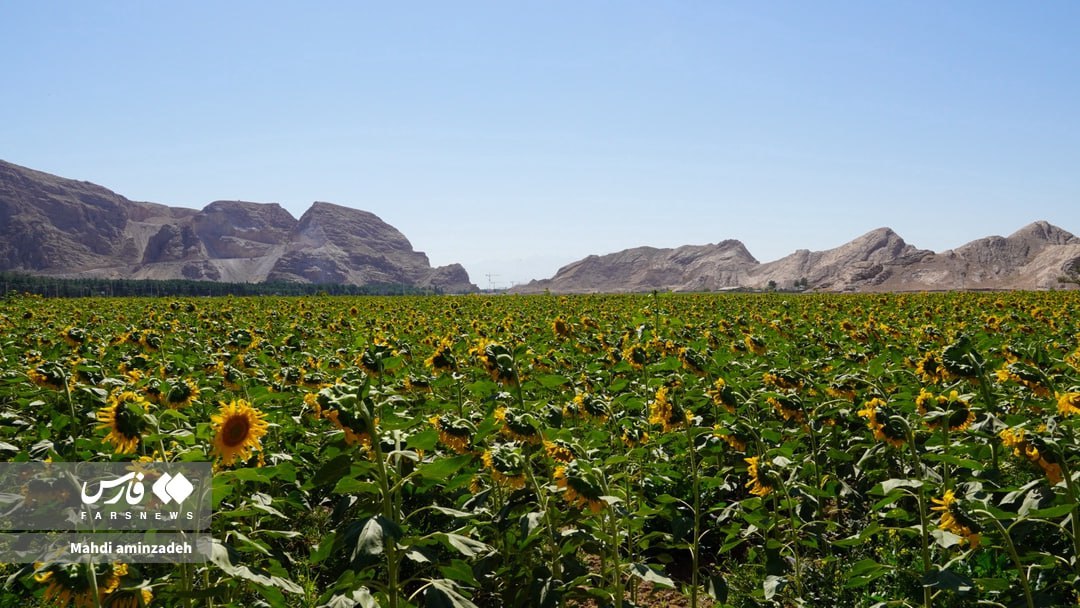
[369,412,401,608]
[63,373,79,453]
[1058,452,1080,576]
[942,423,951,492]
[975,509,1034,608]
[776,472,804,600]
[524,458,562,586]
[905,428,933,608]
[180,562,194,608]
[86,563,102,608]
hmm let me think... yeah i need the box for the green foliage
[2,291,1080,607]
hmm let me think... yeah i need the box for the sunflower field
[3,291,1080,608]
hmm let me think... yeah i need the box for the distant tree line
[0,272,440,298]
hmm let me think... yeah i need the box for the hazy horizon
[3,2,1078,288]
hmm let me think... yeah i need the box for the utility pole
[485,274,499,291]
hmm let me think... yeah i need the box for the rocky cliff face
[514,223,1080,293]
[0,159,478,293]
[528,240,759,294]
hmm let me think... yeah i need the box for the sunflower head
[424,337,457,373]
[61,326,87,348]
[649,385,691,432]
[34,562,127,608]
[920,390,975,431]
[164,378,200,409]
[543,439,576,463]
[713,425,748,452]
[857,397,907,448]
[622,343,647,370]
[826,375,859,401]
[678,346,707,375]
[763,370,801,391]
[430,415,473,454]
[708,377,738,412]
[915,351,949,384]
[743,335,767,356]
[495,407,541,443]
[103,585,153,608]
[211,399,270,466]
[768,395,805,424]
[554,461,605,512]
[483,443,526,490]
[1057,391,1080,417]
[931,489,981,547]
[744,456,775,497]
[98,391,149,454]
[574,392,610,421]
[619,420,650,448]
[28,363,67,391]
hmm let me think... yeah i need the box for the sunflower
[98,391,149,454]
[303,390,330,419]
[744,456,773,497]
[34,563,126,608]
[931,490,981,547]
[164,378,201,408]
[139,331,162,352]
[622,343,647,370]
[554,462,605,512]
[1057,391,1080,417]
[763,371,801,391]
[857,397,907,448]
[917,389,975,431]
[552,316,571,338]
[216,361,244,392]
[482,444,526,490]
[324,409,375,449]
[104,585,153,608]
[543,439,575,463]
[61,326,87,348]
[915,388,936,414]
[470,340,518,384]
[678,346,707,376]
[572,391,610,422]
[743,335,766,356]
[713,425,747,452]
[620,422,649,448]
[430,415,473,454]
[996,363,1050,397]
[648,386,691,433]
[28,363,67,391]
[707,377,738,413]
[768,395,805,424]
[494,407,541,444]
[825,377,858,401]
[357,339,396,375]
[211,399,270,466]
[915,351,949,384]
[1000,427,1063,484]
[403,375,432,393]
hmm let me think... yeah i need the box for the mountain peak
[1008,221,1077,244]
[0,160,478,292]
[513,222,1080,293]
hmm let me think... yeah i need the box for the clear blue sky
[3,2,1078,288]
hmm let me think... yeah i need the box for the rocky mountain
[0,159,477,292]
[514,222,1080,293]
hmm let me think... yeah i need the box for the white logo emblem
[151,473,194,504]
